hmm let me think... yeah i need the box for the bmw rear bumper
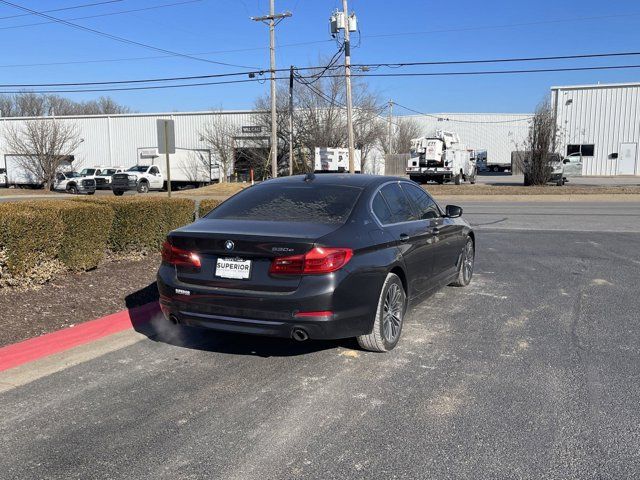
[156,265,377,340]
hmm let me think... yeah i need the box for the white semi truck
[406,130,476,184]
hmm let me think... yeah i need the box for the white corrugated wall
[0,110,261,171]
[553,83,640,176]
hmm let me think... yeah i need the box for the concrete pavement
[1,201,639,479]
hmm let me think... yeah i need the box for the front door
[618,143,638,175]
[377,183,437,296]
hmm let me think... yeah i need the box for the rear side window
[402,184,440,220]
[379,183,417,223]
[207,184,362,225]
[372,192,394,225]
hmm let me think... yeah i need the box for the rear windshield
[207,184,362,224]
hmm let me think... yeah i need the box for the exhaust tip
[169,314,179,325]
[291,328,309,342]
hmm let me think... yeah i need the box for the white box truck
[314,147,362,173]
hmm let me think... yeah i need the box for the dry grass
[174,182,248,197]
[422,184,640,196]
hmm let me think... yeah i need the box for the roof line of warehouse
[551,81,640,91]
[400,112,532,117]
[0,109,534,121]
[0,109,264,121]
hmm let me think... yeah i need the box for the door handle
[399,233,410,243]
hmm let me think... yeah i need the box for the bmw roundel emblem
[224,240,235,251]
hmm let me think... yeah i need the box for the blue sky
[1,0,639,113]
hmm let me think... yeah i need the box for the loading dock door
[617,143,637,175]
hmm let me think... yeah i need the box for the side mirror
[445,205,463,218]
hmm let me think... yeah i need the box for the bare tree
[3,119,83,189]
[199,114,237,183]
[0,92,132,117]
[382,117,423,155]
[517,96,558,185]
[254,65,385,174]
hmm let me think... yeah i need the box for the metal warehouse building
[2,81,637,180]
[552,82,640,176]
[0,110,530,179]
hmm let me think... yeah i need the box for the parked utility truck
[406,130,476,184]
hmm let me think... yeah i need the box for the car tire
[87,191,95,195]
[556,178,564,186]
[67,185,78,195]
[357,273,407,353]
[137,181,149,194]
[450,237,475,287]
[454,174,461,185]
[113,189,124,196]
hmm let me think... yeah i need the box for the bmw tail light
[270,247,353,275]
[162,240,201,268]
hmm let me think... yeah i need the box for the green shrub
[77,197,195,252]
[0,203,64,278]
[21,201,114,271]
[198,198,222,218]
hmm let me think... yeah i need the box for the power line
[393,102,532,124]
[0,76,290,95]
[361,12,640,40]
[0,0,124,19]
[0,40,332,69]
[0,0,256,69]
[3,53,640,88]
[2,61,640,94]
[0,0,203,31]
[353,51,640,69]
[347,63,640,78]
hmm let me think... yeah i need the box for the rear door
[401,183,461,280]
[377,182,436,295]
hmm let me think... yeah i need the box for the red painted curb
[0,301,161,373]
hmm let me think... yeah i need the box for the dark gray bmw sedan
[157,174,474,352]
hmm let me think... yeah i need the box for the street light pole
[252,1,291,179]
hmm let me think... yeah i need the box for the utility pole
[288,65,294,176]
[387,99,394,155]
[342,0,355,173]
[252,1,291,179]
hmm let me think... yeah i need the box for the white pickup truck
[111,165,164,195]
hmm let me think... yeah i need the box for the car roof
[266,173,403,188]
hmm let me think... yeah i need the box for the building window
[566,144,595,157]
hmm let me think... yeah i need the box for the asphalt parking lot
[1,200,639,479]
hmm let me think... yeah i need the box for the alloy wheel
[463,240,474,283]
[382,283,404,343]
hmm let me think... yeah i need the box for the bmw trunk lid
[167,219,338,292]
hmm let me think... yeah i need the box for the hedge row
[198,198,222,218]
[0,197,196,285]
[76,197,195,252]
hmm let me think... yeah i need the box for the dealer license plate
[215,257,252,280]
